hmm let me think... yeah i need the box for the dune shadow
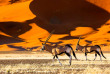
[0,0,110,43]
[28,46,40,51]
[107,40,110,42]
[7,45,40,51]
[7,45,26,51]
[108,31,110,33]
[85,40,92,44]
[28,0,110,35]
[59,36,84,40]
[0,35,23,45]
[9,0,20,4]
[100,44,108,46]
[0,22,32,38]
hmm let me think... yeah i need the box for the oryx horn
[77,36,81,45]
[44,30,54,44]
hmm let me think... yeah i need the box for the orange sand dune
[0,0,110,51]
[0,0,29,6]
[0,0,10,6]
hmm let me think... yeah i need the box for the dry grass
[0,51,110,74]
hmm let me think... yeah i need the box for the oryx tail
[67,45,77,59]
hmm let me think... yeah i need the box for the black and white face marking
[40,44,45,51]
[75,44,79,51]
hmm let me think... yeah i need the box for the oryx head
[40,30,54,51]
[75,36,81,51]
[41,43,45,51]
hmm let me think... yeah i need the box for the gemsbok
[40,31,77,65]
[75,36,106,61]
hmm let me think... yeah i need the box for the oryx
[40,31,77,65]
[75,36,106,61]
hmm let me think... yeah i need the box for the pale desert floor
[0,51,110,74]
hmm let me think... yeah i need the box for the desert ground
[0,51,110,74]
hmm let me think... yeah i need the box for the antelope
[75,36,106,61]
[40,31,77,65]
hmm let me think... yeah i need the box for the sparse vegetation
[0,59,110,74]
[0,51,110,73]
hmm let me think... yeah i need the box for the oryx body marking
[75,36,106,61]
[40,31,77,65]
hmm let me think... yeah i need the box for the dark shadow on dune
[100,44,108,46]
[59,36,84,40]
[0,22,32,38]
[7,45,26,51]
[9,0,19,4]
[106,23,110,25]
[27,46,40,51]
[0,0,110,43]
[108,31,110,33]
[28,0,110,35]
[107,40,110,42]
[85,40,92,44]
[0,35,23,45]
[7,45,40,51]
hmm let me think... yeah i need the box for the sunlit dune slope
[0,0,110,51]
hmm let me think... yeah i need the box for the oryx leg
[93,53,97,61]
[55,55,62,66]
[96,51,102,61]
[85,53,88,60]
[52,55,55,65]
[65,52,72,65]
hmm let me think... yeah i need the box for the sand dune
[0,0,110,51]
[0,0,29,6]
